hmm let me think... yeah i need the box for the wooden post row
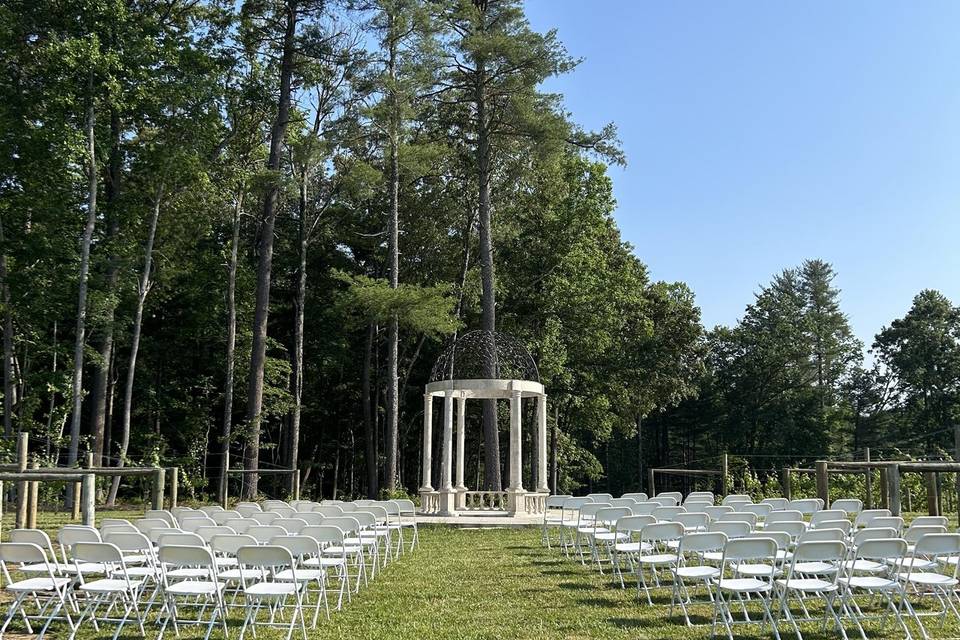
[80,473,95,527]
[152,468,166,511]
[925,472,940,516]
[169,467,179,509]
[780,467,792,501]
[27,457,39,529]
[888,464,901,517]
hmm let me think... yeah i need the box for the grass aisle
[317,526,960,640]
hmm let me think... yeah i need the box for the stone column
[441,392,454,491]
[455,395,467,508]
[537,394,549,492]
[420,394,433,491]
[509,390,523,491]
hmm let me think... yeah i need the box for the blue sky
[525,1,960,348]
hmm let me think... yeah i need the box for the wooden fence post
[647,468,656,497]
[15,432,28,529]
[888,464,901,517]
[878,466,888,509]
[151,468,165,511]
[925,472,940,516]
[815,460,829,507]
[780,467,791,501]
[864,447,872,510]
[80,473,95,526]
[27,457,39,529]
[293,469,301,501]
[721,453,729,497]
[169,467,178,508]
[955,425,960,527]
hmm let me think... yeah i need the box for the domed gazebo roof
[429,330,539,383]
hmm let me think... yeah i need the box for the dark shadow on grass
[608,616,648,629]
[558,581,593,591]
[539,569,577,576]
[577,597,621,608]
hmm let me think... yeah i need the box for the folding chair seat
[671,531,726,626]
[392,499,419,552]
[775,540,847,639]
[156,545,228,640]
[71,542,146,639]
[838,538,914,639]
[9,530,66,575]
[830,498,862,516]
[635,522,684,604]
[711,537,781,640]
[272,535,330,627]
[236,545,307,640]
[0,542,74,639]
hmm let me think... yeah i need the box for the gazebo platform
[417,511,541,528]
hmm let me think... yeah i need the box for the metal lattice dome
[430,330,539,383]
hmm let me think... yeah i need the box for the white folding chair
[761,497,789,511]
[839,537,914,639]
[58,527,107,576]
[657,491,683,504]
[671,531,726,626]
[0,542,74,639]
[236,545,307,640]
[831,498,862,516]
[156,545,228,640]
[391,499,419,552]
[853,509,891,530]
[587,492,614,503]
[272,535,329,627]
[871,516,905,534]
[181,517,216,533]
[629,502,658,517]
[236,504,263,518]
[611,515,656,589]
[765,510,803,526]
[226,518,256,534]
[70,541,146,640]
[587,507,632,571]
[635,522,683,604]
[712,537,781,640]
[775,540,847,639]
[810,509,847,529]
[134,518,171,535]
[374,501,405,557]
[897,532,960,638]
[650,495,678,507]
[144,510,177,527]
[301,525,351,608]
[320,517,368,591]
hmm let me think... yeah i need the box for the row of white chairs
[548,491,960,639]
[0,498,420,639]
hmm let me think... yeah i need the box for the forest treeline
[1,0,958,502]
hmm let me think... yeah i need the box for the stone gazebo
[420,331,549,517]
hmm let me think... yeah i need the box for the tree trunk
[290,183,307,495]
[89,110,122,467]
[67,75,99,504]
[385,13,400,493]
[220,189,243,505]
[244,1,298,500]
[362,322,378,498]
[0,215,12,438]
[550,404,559,493]
[475,58,501,491]
[45,321,58,459]
[107,188,162,506]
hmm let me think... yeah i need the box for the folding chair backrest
[157,531,204,547]
[211,534,257,557]
[686,491,714,501]
[294,512,325,526]
[211,510,242,525]
[853,509,891,529]
[73,541,123,564]
[792,540,846,564]
[870,517,904,533]
[760,497,789,511]
[911,516,948,528]
[271,535,320,561]
[649,496,678,507]
[765,521,806,541]
[158,545,217,575]
[905,525,947,544]
[629,502,658,516]
[640,521,684,543]
[313,505,344,517]
[788,498,822,515]
[830,498,862,515]
[609,498,636,508]
[741,503,773,519]
[196,526,236,544]
[181,517,216,532]
[914,533,960,558]
[104,531,152,554]
[178,511,211,522]
[273,518,309,534]
[546,495,571,508]
[101,518,133,529]
[251,512,279,525]
[0,542,48,566]
[798,527,845,543]
[586,493,614,503]
[337,503,358,513]
[683,499,713,510]
[247,525,288,544]
[263,500,289,510]
[59,526,101,551]
[595,507,632,527]
[365,505,389,524]
[266,506,296,518]
[703,505,734,521]
[393,499,416,516]
[818,519,851,534]
[135,518,171,534]
[615,515,656,535]
[810,510,846,527]
[9,529,56,559]
[323,517,361,535]
[301,525,344,547]
[199,505,224,515]
[765,510,802,524]
[578,503,612,521]
[237,545,293,575]
[170,507,196,519]
[621,492,647,502]
[749,530,790,551]
[721,537,777,563]
[652,506,686,521]
[375,501,401,518]
[674,513,709,531]
[852,527,897,547]
[708,520,751,539]
[101,524,137,539]
[236,504,262,517]
[719,512,757,527]
[721,494,751,507]
[680,531,726,554]
[857,538,907,562]
[225,519,255,534]
[144,510,177,527]
[657,491,683,503]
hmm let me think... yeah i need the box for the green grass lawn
[4,510,960,639]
